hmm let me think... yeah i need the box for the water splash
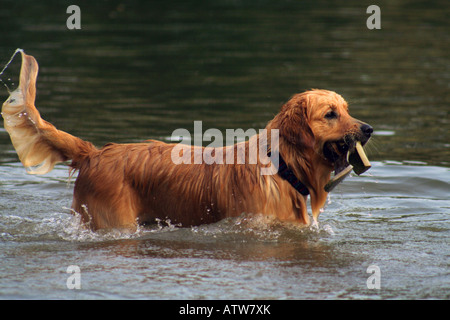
[0,48,23,93]
[56,208,148,242]
[189,212,323,242]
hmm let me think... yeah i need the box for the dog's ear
[276,96,315,149]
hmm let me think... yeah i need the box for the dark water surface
[0,0,448,300]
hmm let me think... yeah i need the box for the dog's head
[274,89,373,177]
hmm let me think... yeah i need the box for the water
[0,48,23,93]
[0,0,449,300]
[0,162,448,299]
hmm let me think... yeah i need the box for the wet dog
[2,52,372,230]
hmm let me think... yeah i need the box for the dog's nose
[360,124,373,137]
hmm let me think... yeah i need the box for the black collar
[268,151,310,196]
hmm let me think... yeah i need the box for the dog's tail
[1,51,96,174]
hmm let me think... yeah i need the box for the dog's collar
[268,151,310,196]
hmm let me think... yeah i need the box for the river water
[0,0,448,300]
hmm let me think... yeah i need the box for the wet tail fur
[1,51,95,174]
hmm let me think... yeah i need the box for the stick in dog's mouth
[349,141,371,175]
[324,141,371,192]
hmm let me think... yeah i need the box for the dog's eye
[325,110,338,120]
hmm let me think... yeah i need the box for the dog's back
[71,140,302,229]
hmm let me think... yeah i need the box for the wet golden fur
[2,52,371,230]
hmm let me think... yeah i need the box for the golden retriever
[2,52,373,230]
